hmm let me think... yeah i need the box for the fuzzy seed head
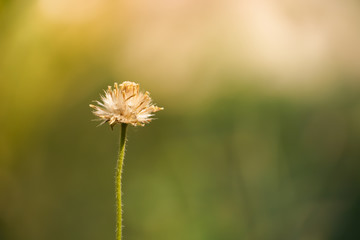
[90,82,163,127]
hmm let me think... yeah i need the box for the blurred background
[1,0,360,239]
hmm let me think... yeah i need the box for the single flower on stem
[90,81,163,240]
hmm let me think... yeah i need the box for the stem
[116,123,128,240]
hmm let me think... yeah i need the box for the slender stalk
[116,123,128,240]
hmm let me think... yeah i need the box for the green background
[1,1,360,239]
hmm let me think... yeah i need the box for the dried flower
[90,81,163,127]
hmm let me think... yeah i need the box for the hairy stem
[116,123,128,240]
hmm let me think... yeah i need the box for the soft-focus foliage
[1,0,360,240]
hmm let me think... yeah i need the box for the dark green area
[2,84,360,240]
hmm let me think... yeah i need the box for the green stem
[116,123,128,240]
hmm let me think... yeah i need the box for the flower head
[90,81,163,127]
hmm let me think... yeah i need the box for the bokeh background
[1,0,360,239]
